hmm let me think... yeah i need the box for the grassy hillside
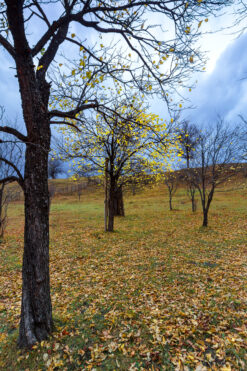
[0,183,246,370]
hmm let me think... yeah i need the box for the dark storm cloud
[188,32,247,124]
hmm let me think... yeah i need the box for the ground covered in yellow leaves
[0,185,246,370]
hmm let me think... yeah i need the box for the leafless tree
[176,121,200,212]
[0,109,23,238]
[232,1,247,36]
[48,157,64,179]
[0,0,232,348]
[76,182,84,201]
[164,171,178,211]
[188,119,240,227]
[177,121,200,168]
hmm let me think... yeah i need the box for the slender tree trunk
[107,176,115,232]
[192,197,196,212]
[131,183,136,196]
[202,208,208,227]
[186,156,190,169]
[18,140,53,348]
[0,184,4,238]
[191,189,196,212]
[169,192,172,211]
[104,159,109,232]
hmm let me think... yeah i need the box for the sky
[150,11,247,125]
[0,3,247,132]
[180,29,247,125]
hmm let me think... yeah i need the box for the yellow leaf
[71,33,76,38]
[185,26,190,34]
[37,65,43,71]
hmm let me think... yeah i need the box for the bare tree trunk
[113,185,125,216]
[192,196,197,212]
[0,184,4,238]
[190,188,196,212]
[18,142,53,348]
[202,209,208,227]
[107,176,115,232]
[131,183,136,196]
[104,159,109,232]
[169,191,173,211]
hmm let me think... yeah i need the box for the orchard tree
[176,121,199,169]
[184,171,198,212]
[164,171,178,211]
[0,0,232,348]
[61,96,174,231]
[188,120,240,227]
[48,157,64,179]
[177,121,200,212]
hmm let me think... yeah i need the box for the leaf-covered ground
[0,184,246,370]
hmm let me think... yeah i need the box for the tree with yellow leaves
[60,94,175,231]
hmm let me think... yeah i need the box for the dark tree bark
[192,194,197,212]
[188,186,197,212]
[5,1,53,348]
[107,176,116,232]
[199,187,214,228]
[0,183,4,238]
[203,209,208,227]
[113,185,125,216]
[18,95,53,348]
[19,142,53,348]
[169,191,173,211]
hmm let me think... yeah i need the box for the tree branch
[0,175,22,187]
[36,21,69,77]
[0,126,27,142]
[31,17,66,57]
[0,157,24,186]
[49,101,98,119]
[50,120,81,132]
[0,34,15,58]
